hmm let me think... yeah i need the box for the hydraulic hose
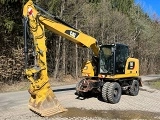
[23,17,28,69]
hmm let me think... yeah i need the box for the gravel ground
[0,75,160,120]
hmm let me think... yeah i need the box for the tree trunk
[62,38,66,75]
[53,0,65,80]
[75,15,78,79]
[53,36,62,80]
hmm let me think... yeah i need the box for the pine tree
[110,0,134,14]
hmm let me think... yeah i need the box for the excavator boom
[23,0,99,56]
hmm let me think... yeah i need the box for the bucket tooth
[29,101,67,117]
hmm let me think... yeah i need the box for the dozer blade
[28,84,67,117]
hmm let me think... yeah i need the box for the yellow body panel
[125,57,139,76]
[82,60,95,77]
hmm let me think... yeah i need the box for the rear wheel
[102,82,110,102]
[129,80,139,96]
[107,82,122,104]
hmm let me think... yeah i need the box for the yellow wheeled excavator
[23,0,142,117]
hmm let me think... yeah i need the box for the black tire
[107,82,122,104]
[129,80,139,96]
[76,79,84,95]
[75,79,88,97]
[102,82,110,102]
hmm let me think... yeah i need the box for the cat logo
[65,30,79,38]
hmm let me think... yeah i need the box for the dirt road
[0,75,160,120]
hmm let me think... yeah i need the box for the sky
[135,0,160,18]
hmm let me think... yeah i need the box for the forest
[0,0,160,84]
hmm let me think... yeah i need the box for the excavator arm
[23,0,99,117]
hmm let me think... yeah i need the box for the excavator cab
[81,43,139,78]
[99,44,129,75]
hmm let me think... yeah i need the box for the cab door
[115,44,129,74]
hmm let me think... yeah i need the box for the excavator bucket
[28,83,67,117]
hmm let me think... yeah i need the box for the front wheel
[102,82,111,102]
[107,82,122,104]
[75,79,89,97]
[76,79,84,96]
[129,80,139,96]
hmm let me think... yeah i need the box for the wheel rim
[113,88,119,98]
[129,80,139,96]
[134,83,138,92]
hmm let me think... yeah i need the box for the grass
[0,75,78,93]
[0,81,30,93]
[146,79,160,90]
